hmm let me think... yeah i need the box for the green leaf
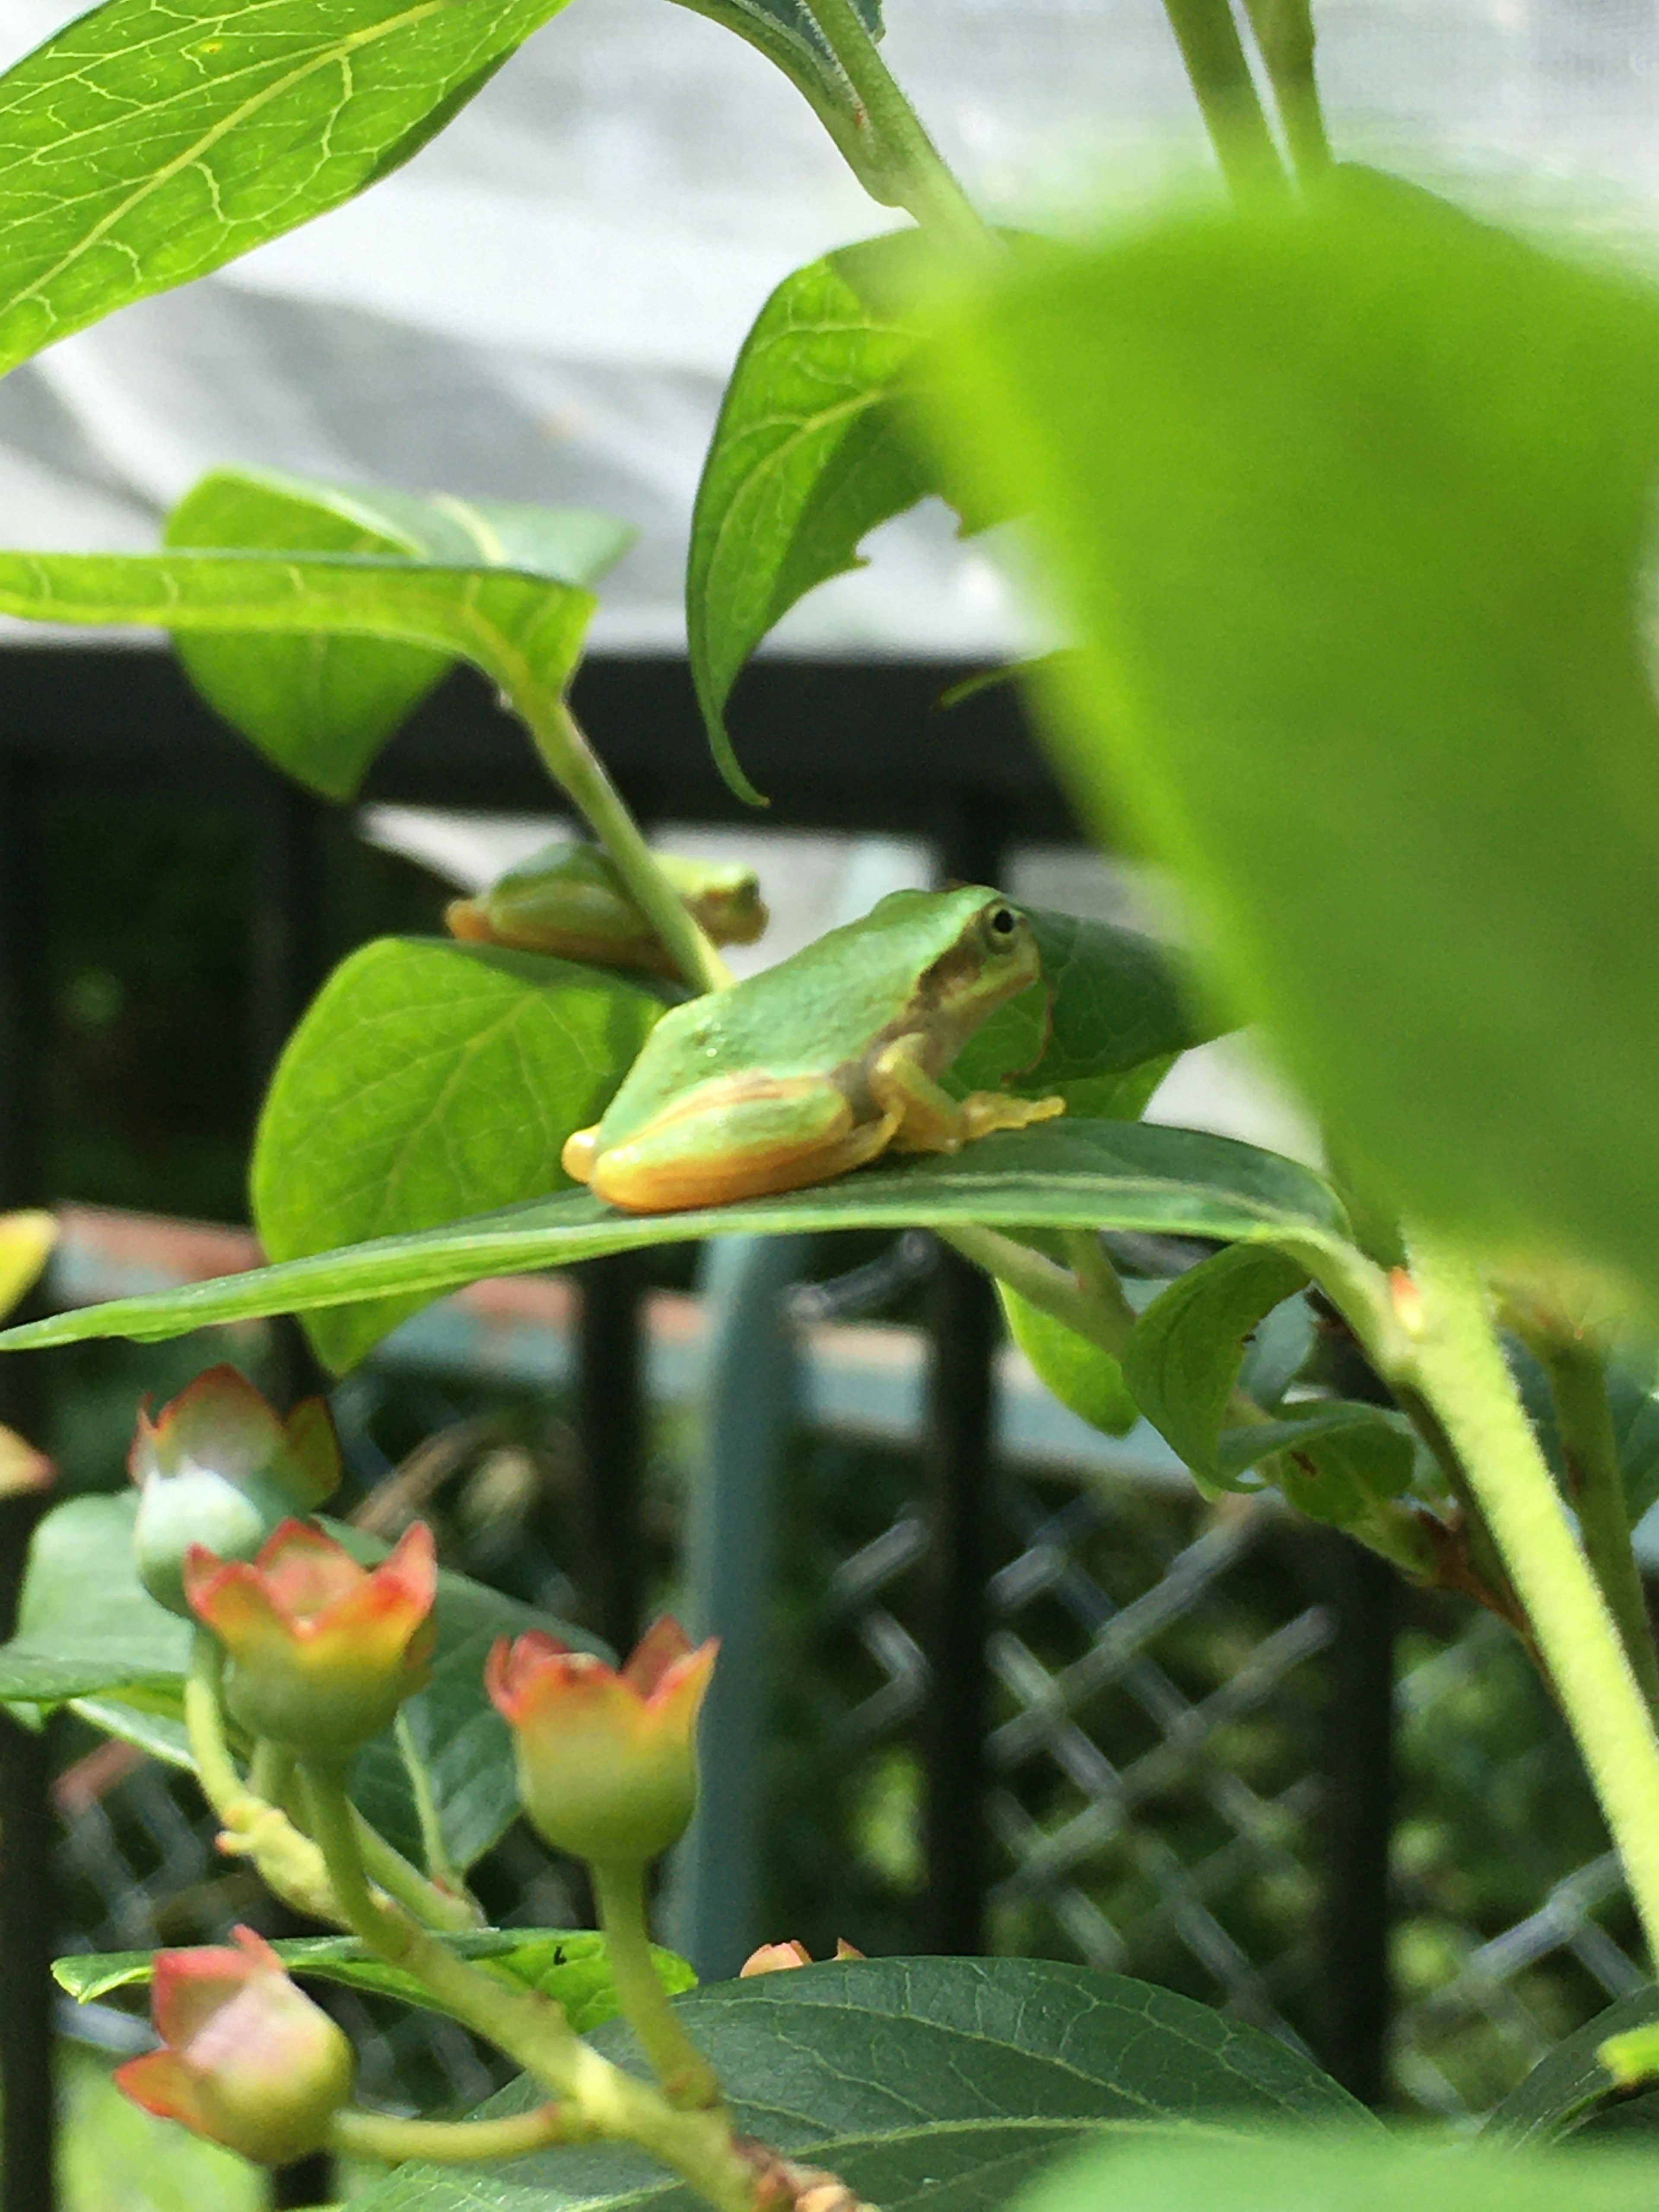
[55,1929,694,2035]
[1123,1246,1310,1484]
[0,1494,597,1872]
[165,469,633,798]
[998,1282,1138,1438]
[949,907,1218,1116]
[925,177,1659,1300]
[0,0,589,381]
[1485,1986,1659,2146]
[252,938,666,1371]
[687,232,939,801]
[1123,1246,1412,1511]
[1011,2129,1659,2212]
[351,1957,1372,2212]
[0,1121,1354,1353]
[0,550,597,769]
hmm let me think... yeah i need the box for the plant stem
[352,1809,481,1933]
[395,1710,469,1899]
[1161,0,1288,199]
[331,2101,588,2164]
[590,1859,722,2109]
[938,1223,1134,1356]
[184,1636,340,1924]
[301,1767,756,2212]
[525,698,731,995]
[1241,0,1331,180]
[1405,1234,1659,1962]
[1061,1230,1141,1347]
[1539,1336,1659,1718]
[805,0,996,253]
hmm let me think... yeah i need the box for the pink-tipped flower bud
[114,1926,353,2164]
[486,1617,717,1866]
[740,1939,865,1977]
[184,1520,436,1758]
[130,1366,340,1618]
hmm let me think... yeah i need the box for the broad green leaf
[252,938,666,1371]
[352,1957,1372,2212]
[0,1121,1355,1352]
[1485,1986,1659,2145]
[56,1929,694,2035]
[1013,2129,1659,2212]
[950,907,1218,1116]
[0,1493,597,1872]
[688,232,938,801]
[0,552,594,756]
[1123,1246,1309,1484]
[0,0,589,381]
[925,179,1659,1300]
[998,1282,1138,1437]
[165,469,633,798]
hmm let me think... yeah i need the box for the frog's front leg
[869,1033,1065,1155]
[564,1074,900,1213]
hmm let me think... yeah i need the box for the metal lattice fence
[48,1322,1641,2132]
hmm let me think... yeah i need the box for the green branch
[1241,0,1331,180]
[591,1859,722,2110]
[331,2100,589,2164]
[1405,1235,1659,1963]
[1538,1335,1659,1718]
[1162,0,1288,198]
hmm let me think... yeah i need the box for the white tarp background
[0,0,1657,653]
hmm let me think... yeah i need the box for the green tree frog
[446,840,768,974]
[561,885,1065,1212]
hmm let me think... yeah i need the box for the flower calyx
[184,1519,436,1758]
[130,1366,340,1618]
[114,1926,353,2164]
[486,1615,717,1866]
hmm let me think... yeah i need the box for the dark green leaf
[950,907,1219,1114]
[925,180,1659,1299]
[1485,1986,1659,2145]
[1124,1246,1309,1484]
[998,1283,1137,1437]
[0,1122,1354,1353]
[687,232,938,800]
[0,551,596,756]
[251,938,665,1371]
[1013,2129,1659,2212]
[164,469,633,798]
[351,1957,1372,2212]
[0,0,584,380]
[0,1493,597,1872]
[1219,1402,1416,1523]
[55,1929,693,2035]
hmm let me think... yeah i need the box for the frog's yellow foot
[561,1125,601,1184]
[959,1091,1066,1143]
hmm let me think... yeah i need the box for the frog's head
[925,891,1045,1036]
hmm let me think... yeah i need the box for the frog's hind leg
[869,1033,1065,1156]
[588,1078,900,1213]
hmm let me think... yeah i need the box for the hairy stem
[591,1859,722,2109]
[805,0,995,251]
[1539,1337,1659,1718]
[526,699,731,995]
[1241,0,1331,179]
[1162,0,1288,198]
[331,2101,589,2164]
[351,1809,482,1933]
[1405,1234,1659,1962]
[302,1768,756,2212]
[184,1638,340,1923]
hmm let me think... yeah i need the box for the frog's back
[595,888,983,1139]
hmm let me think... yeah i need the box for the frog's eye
[986,906,1019,942]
